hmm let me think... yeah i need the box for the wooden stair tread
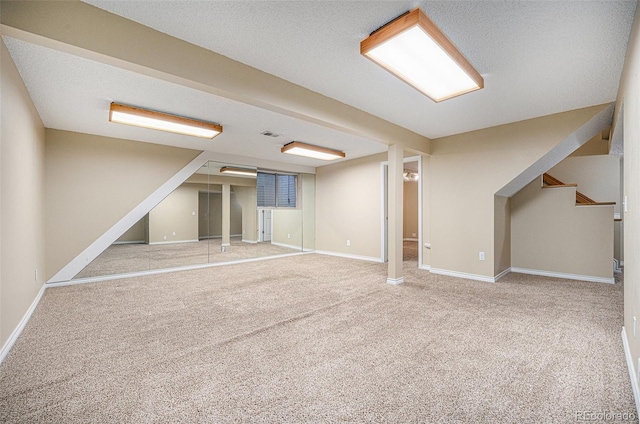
[543,173,611,205]
[575,201,616,206]
[542,183,578,188]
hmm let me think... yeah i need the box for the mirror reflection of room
[74,161,312,279]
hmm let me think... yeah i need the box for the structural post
[222,183,231,249]
[387,144,404,284]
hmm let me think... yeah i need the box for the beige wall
[197,190,242,239]
[403,180,419,239]
[1,41,46,347]
[316,153,386,260]
[570,132,610,157]
[149,185,199,244]
[494,196,511,275]
[115,216,147,243]
[614,0,640,393]
[301,174,316,251]
[511,180,613,280]
[429,105,608,278]
[233,186,258,243]
[45,130,200,279]
[549,154,622,262]
[272,209,303,248]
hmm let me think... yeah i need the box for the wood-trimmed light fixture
[361,8,484,102]
[219,166,257,177]
[281,141,345,161]
[109,103,222,139]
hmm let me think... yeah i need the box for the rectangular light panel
[281,141,345,161]
[361,9,483,102]
[219,166,258,177]
[109,103,222,139]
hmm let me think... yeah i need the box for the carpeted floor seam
[172,287,387,359]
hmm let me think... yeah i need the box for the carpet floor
[0,254,636,423]
[75,237,300,279]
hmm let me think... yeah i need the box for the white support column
[222,183,231,249]
[387,144,404,284]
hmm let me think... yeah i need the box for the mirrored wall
[73,160,315,279]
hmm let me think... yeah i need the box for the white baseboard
[315,250,384,263]
[271,241,303,250]
[510,267,614,284]
[429,268,496,283]
[47,251,314,288]
[494,267,511,282]
[622,327,640,414]
[112,240,145,245]
[242,239,258,244]
[199,234,242,240]
[387,277,404,285]
[419,264,431,271]
[149,239,199,246]
[0,284,46,365]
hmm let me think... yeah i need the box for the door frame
[380,155,423,267]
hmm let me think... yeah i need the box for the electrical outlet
[163,235,167,241]
[346,240,351,247]
[192,211,196,216]
[172,231,176,236]
[287,233,291,239]
[479,252,485,261]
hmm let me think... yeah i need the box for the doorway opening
[381,155,423,268]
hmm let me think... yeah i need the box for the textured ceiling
[3,37,386,169]
[4,1,637,172]
[84,0,637,139]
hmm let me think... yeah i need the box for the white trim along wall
[0,284,46,364]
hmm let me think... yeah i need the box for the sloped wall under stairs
[511,179,614,282]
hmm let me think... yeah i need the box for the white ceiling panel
[83,0,636,138]
[3,36,387,169]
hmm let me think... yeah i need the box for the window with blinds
[257,172,297,208]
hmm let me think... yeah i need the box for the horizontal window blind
[276,174,296,208]
[257,172,276,207]
[257,172,296,208]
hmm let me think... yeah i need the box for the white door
[259,209,272,242]
[264,209,272,242]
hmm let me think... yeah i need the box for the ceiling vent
[261,131,280,138]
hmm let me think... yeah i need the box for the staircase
[542,173,616,207]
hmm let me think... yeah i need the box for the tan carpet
[403,240,418,262]
[0,254,636,422]
[75,238,300,279]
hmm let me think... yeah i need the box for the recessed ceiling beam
[0,1,430,154]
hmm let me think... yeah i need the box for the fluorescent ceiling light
[281,141,345,161]
[361,8,484,102]
[219,166,257,177]
[109,103,222,139]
